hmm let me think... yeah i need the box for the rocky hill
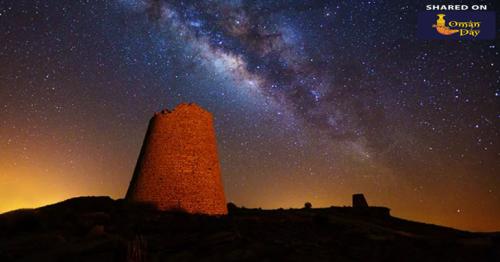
[0,196,498,261]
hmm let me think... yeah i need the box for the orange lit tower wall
[126,103,227,215]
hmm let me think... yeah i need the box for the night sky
[1,0,499,231]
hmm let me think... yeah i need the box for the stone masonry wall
[126,103,227,215]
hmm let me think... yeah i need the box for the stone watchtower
[126,103,227,215]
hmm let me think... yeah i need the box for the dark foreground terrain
[0,197,498,261]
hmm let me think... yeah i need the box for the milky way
[0,0,498,231]
[120,0,498,166]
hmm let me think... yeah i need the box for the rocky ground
[0,196,498,261]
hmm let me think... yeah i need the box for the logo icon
[432,14,459,35]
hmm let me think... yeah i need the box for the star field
[0,0,499,231]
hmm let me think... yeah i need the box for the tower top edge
[154,103,211,117]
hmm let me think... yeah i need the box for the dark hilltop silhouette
[1,196,499,261]
[1,104,499,261]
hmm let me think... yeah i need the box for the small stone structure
[352,194,369,208]
[126,103,227,215]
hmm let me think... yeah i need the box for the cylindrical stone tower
[126,103,227,215]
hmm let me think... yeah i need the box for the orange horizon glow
[2,164,498,233]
